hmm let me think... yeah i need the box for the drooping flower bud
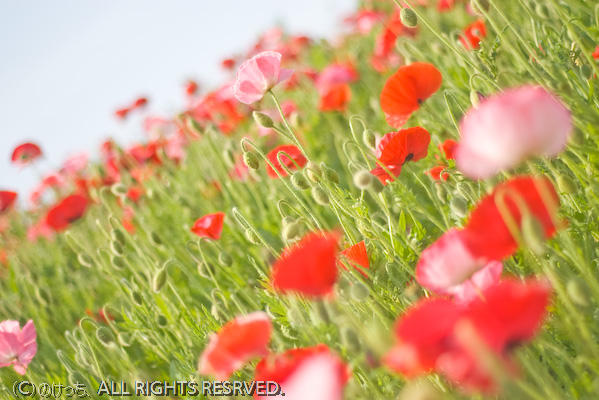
[353,170,373,190]
[77,254,93,268]
[243,151,260,170]
[557,174,577,194]
[350,281,370,301]
[253,111,274,128]
[449,196,468,218]
[311,186,330,205]
[306,161,322,182]
[324,166,340,185]
[363,130,376,150]
[567,278,590,308]
[152,266,168,293]
[521,215,546,255]
[470,0,490,15]
[400,8,418,28]
[218,252,233,267]
[282,221,301,242]
[96,327,115,346]
[245,228,262,244]
[291,172,310,190]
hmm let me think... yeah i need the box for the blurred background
[0,0,355,196]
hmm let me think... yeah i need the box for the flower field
[2,0,599,398]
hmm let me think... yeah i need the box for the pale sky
[0,0,356,197]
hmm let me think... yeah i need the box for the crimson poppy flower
[371,127,431,184]
[254,344,350,399]
[339,240,369,278]
[185,80,199,96]
[191,212,225,240]
[437,279,551,393]
[319,84,352,112]
[271,231,340,297]
[427,165,449,181]
[380,63,442,128]
[460,20,487,50]
[11,143,42,167]
[198,312,271,380]
[439,139,458,160]
[46,194,89,232]
[464,176,561,260]
[0,191,17,213]
[384,298,460,377]
[266,145,307,178]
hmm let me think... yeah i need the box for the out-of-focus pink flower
[345,10,384,35]
[451,260,503,305]
[315,63,359,96]
[62,153,89,176]
[0,320,37,375]
[456,86,572,179]
[233,51,294,104]
[27,219,54,242]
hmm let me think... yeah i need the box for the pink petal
[281,353,345,400]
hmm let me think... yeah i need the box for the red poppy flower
[266,145,307,178]
[339,240,370,278]
[0,191,17,213]
[185,80,199,96]
[11,143,43,167]
[460,20,487,50]
[198,312,272,380]
[428,165,449,181]
[191,212,225,240]
[319,84,352,112]
[438,279,551,393]
[384,298,460,377]
[133,97,148,108]
[271,231,340,297]
[371,127,431,184]
[46,194,89,232]
[464,176,561,260]
[222,58,236,70]
[593,46,599,60]
[380,63,442,128]
[439,139,458,160]
[438,0,456,11]
[254,344,350,399]
[115,107,130,119]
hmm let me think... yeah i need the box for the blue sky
[0,0,355,196]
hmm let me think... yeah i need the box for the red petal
[266,145,307,178]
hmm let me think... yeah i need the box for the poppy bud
[311,186,330,205]
[131,290,144,306]
[282,216,295,226]
[449,196,468,218]
[110,183,127,197]
[222,147,235,166]
[324,166,340,184]
[470,0,490,15]
[557,175,577,194]
[110,240,124,256]
[353,170,372,190]
[521,215,546,255]
[306,162,322,182]
[341,326,361,353]
[400,8,418,28]
[243,151,260,170]
[150,231,163,246]
[96,327,115,346]
[187,117,203,135]
[152,267,168,293]
[469,90,481,108]
[157,315,168,327]
[111,228,126,245]
[77,254,93,268]
[198,262,216,278]
[282,221,301,242]
[111,255,126,270]
[369,177,384,193]
[245,228,262,244]
[211,303,223,322]
[218,252,233,267]
[363,130,376,150]
[350,281,370,301]
[291,172,310,190]
[253,111,274,128]
[567,278,590,308]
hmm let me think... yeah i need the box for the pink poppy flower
[0,319,37,375]
[233,51,294,104]
[315,63,358,96]
[62,153,89,176]
[191,212,225,240]
[198,312,271,380]
[456,86,572,179]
